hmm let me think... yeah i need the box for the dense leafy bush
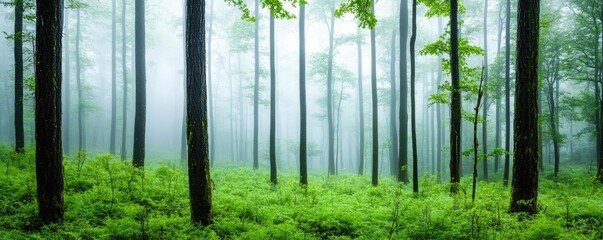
[0,148,602,239]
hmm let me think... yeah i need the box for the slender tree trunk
[547,78,560,177]
[14,0,24,153]
[436,17,443,180]
[120,0,128,160]
[110,0,117,154]
[398,0,409,183]
[208,0,215,166]
[473,70,484,203]
[481,0,489,180]
[495,0,504,173]
[371,0,378,186]
[510,0,540,214]
[299,4,307,185]
[35,0,65,224]
[410,0,418,193]
[76,8,85,152]
[389,30,398,176]
[357,26,365,175]
[186,0,213,226]
[503,0,511,187]
[269,12,277,184]
[449,0,462,193]
[64,9,71,155]
[253,0,260,170]
[180,0,187,163]
[327,4,336,175]
[132,0,146,168]
[238,55,245,163]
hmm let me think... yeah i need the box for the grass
[0,146,602,239]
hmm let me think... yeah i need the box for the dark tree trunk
[371,0,378,186]
[64,9,71,155]
[357,26,365,175]
[547,80,560,177]
[269,13,277,185]
[495,0,504,173]
[449,0,461,193]
[120,0,128,161]
[76,9,85,152]
[481,0,489,181]
[253,0,259,170]
[503,0,511,187]
[185,0,213,226]
[110,0,117,154]
[133,0,146,168]
[14,0,24,153]
[35,0,65,224]
[398,0,409,183]
[389,30,398,176]
[510,0,540,214]
[299,4,307,185]
[327,4,336,175]
[473,70,484,203]
[410,0,418,193]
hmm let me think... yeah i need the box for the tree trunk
[133,0,146,168]
[410,0,418,193]
[389,30,398,176]
[357,26,365,175]
[185,0,213,226]
[14,0,24,153]
[503,0,511,187]
[208,0,215,166]
[64,9,71,155]
[436,17,443,180]
[510,0,540,214]
[371,0,378,186]
[495,0,504,173]
[481,0,489,181]
[110,0,117,154]
[327,4,336,175]
[598,2,603,183]
[35,0,65,224]
[76,8,85,152]
[398,0,409,183]
[449,0,461,193]
[253,0,260,170]
[120,0,128,161]
[473,70,484,203]
[547,80,560,177]
[269,13,277,184]
[299,4,307,185]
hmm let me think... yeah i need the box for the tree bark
[410,0,418,193]
[449,0,461,193]
[64,9,71,155]
[35,0,65,224]
[495,0,504,174]
[299,4,307,185]
[481,0,489,181]
[76,8,85,152]
[120,0,128,161]
[503,0,511,187]
[133,0,146,168]
[327,4,336,175]
[253,0,260,170]
[510,0,540,214]
[371,0,378,186]
[14,0,24,153]
[389,30,398,176]
[269,13,277,185]
[207,0,215,166]
[398,0,409,183]
[357,26,365,175]
[186,0,213,225]
[110,0,117,154]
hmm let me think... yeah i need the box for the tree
[253,0,260,170]
[207,0,216,166]
[64,7,72,155]
[389,28,398,177]
[410,0,418,193]
[269,12,277,185]
[110,0,117,155]
[14,0,24,153]
[370,0,378,186]
[510,0,540,214]
[481,0,489,181]
[35,0,65,224]
[76,7,85,153]
[357,26,365,175]
[503,0,511,187]
[449,0,461,193]
[132,0,146,168]
[299,3,307,186]
[120,0,128,161]
[398,0,409,183]
[186,0,213,226]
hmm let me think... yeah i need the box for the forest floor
[1,147,602,239]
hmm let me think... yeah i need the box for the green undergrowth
[0,147,602,239]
